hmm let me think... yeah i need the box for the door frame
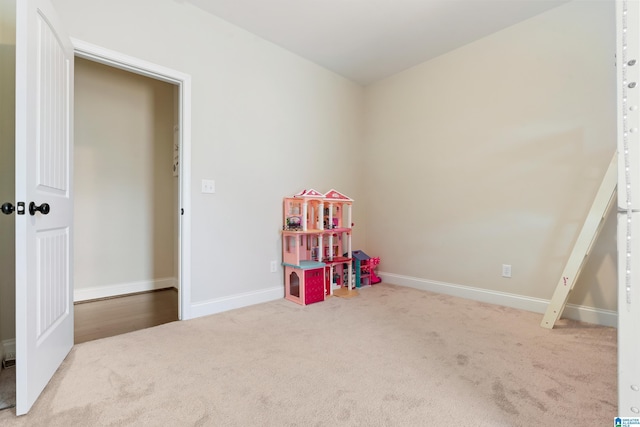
[72,39,192,320]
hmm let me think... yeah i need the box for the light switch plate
[201,179,215,194]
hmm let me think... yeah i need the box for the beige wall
[52,0,365,304]
[0,0,15,349]
[51,0,616,316]
[74,58,177,295]
[364,1,617,310]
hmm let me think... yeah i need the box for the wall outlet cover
[502,264,512,278]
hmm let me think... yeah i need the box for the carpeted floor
[0,365,15,411]
[0,283,617,426]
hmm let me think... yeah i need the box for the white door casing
[15,0,74,415]
[617,0,640,417]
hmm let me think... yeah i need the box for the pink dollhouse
[282,189,355,305]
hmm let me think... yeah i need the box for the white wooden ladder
[540,154,617,329]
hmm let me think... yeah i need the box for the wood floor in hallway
[74,288,179,344]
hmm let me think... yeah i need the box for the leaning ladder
[540,154,617,329]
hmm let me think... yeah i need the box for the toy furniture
[284,261,325,305]
[282,189,355,305]
[351,250,382,288]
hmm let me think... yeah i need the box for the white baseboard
[379,272,617,328]
[74,277,178,302]
[190,286,284,319]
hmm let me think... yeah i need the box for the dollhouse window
[285,236,294,253]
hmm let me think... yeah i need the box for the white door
[15,0,74,415]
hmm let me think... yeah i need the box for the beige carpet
[0,283,616,426]
[0,365,15,411]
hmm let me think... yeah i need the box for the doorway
[0,0,16,409]
[1,35,192,412]
[72,57,180,342]
[72,38,193,323]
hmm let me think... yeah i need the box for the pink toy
[369,257,381,284]
[351,250,382,287]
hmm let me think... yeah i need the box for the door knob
[1,202,14,215]
[29,202,50,216]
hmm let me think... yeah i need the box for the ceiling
[186,0,570,85]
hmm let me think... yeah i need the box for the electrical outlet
[270,261,278,273]
[502,264,512,278]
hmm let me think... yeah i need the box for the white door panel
[15,0,74,415]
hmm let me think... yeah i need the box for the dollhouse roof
[293,188,324,198]
[352,250,370,261]
[324,189,353,202]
